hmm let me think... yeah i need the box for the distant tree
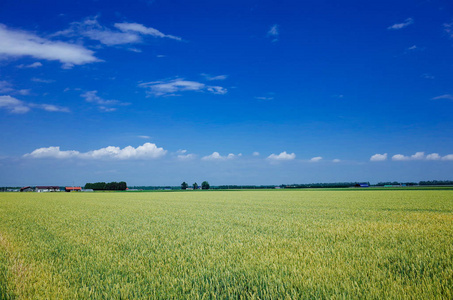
[193,182,198,190]
[181,182,188,190]
[201,181,210,190]
[118,181,127,190]
[84,181,127,190]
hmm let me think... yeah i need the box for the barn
[35,186,61,192]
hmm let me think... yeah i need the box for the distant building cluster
[15,186,93,192]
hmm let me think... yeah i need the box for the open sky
[1,0,452,186]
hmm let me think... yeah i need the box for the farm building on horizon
[36,186,61,192]
[355,183,370,188]
[20,186,33,192]
[65,187,82,192]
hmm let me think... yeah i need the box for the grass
[0,190,452,299]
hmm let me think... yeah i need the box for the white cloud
[81,90,130,111]
[0,95,30,113]
[392,152,425,161]
[138,135,150,139]
[408,45,417,50]
[17,62,43,68]
[0,24,99,67]
[267,24,279,42]
[426,153,441,160]
[392,154,409,161]
[177,153,196,161]
[0,81,14,94]
[30,103,70,113]
[255,96,274,101]
[201,152,237,161]
[410,152,425,160]
[388,18,414,30]
[55,17,181,47]
[370,153,387,161]
[432,94,453,101]
[0,95,69,114]
[332,159,341,163]
[442,154,453,161]
[201,73,228,81]
[31,78,54,83]
[0,81,30,96]
[444,22,453,38]
[176,149,196,160]
[24,142,167,160]
[139,78,227,97]
[114,22,181,41]
[24,146,80,159]
[422,74,434,80]
[267,151,296,161]
[310,156,323,162]
[54,16,140,46]
[252,152,260,156]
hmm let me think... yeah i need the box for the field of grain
[0,190,452,299]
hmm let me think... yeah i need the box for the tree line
[181,181,210,190]
[84,182,127,190]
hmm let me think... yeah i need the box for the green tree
[193,182,198,190]
[118,181,127,190]
[201,181,210,190]
[181,182,188,190]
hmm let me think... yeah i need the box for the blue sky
[1,0,452,186]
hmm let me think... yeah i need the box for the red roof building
[65,187,82,192]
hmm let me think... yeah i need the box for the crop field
[0,190,452,299]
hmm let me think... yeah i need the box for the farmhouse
[65,187,82,192]
[35,186,60,192]
[20,186,33,192]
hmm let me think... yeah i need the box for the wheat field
[0,190,452,299]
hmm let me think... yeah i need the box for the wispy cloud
[267,151,296,161]
[31,78,55,83]
[370,153,387,161]
[388,18,414,30]
[0,80,30,96]
[255,96,274,101]
[54,16,181,46]
[421,74,434,80]
[0,81,14,94]
[176,150,197,161]
[432,94,453,101]
[252,152,260,156]
[30,103,70,113]
[138,135,150,139]
[200,73,228,81]
[0,24,99,68]
[114,22,181,41]
[81,90,130,111]
[24,142,167,160]
[139,78,227,97]
[17,62,43,68]
[0,95,30,113]
[310,156,323,162]
[267,24,279,42]
[0,95,69,114]
[444,22,453,38]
